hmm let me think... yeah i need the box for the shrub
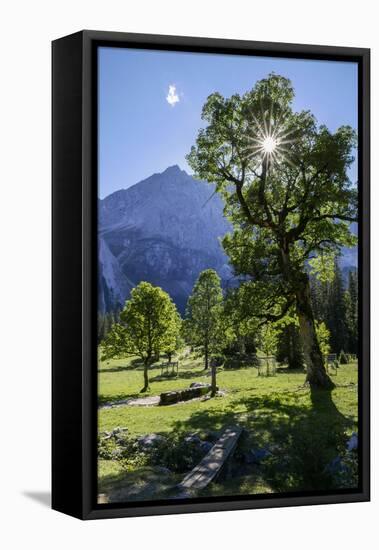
[149,436,206,473]
[98,436,118,459]
[99,431,208,474]
[339,350,348,364]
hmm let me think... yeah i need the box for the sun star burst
[243,103,298,170]
[262,136,277,154]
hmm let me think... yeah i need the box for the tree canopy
[187,73,357,389]
[102,281,181,392]
[185,269,224,395]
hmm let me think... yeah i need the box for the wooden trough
[160,383,213,405]
[177,426,243,493]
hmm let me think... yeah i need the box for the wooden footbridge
[177,426,243,493]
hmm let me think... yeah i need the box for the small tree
[222,288,258,356]
[258,322,279,376]
[315,321,331,357]
[258,322,279,357]
[102,282,181,392]
[163,316,183,363]
[185,269,224,396]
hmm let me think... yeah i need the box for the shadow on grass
[169,387,355,494]
[275,366,305,374]
[98,368,199,405]
[99,359,161,374]
[98,387,357,502]
[98,465,181,504]
[98,364,142,374]
[149,369,207,383]
[99,360,188,375]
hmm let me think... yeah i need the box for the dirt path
[100,395,160,409]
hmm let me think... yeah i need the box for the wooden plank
[177,426,243,491]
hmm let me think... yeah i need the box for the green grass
[98,461,181,502]
[98,354,358,499]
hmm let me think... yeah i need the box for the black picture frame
[52,30,370,520]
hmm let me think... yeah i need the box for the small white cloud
[166,84,180,107]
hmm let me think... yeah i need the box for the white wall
[0,1,376,548]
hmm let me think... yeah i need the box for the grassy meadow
[98,351,358,501]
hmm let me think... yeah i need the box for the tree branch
[257,296,295,327]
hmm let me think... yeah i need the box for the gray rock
[160,390,181,405]
[244,448,271,464]
[347,433,358,452]
[160,384,212,405]
[112,426,128,436]
[137,433,166,448]
[200,441,213,453]
[184,434,201,445]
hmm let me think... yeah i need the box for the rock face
[98,165,232,313]
[98,237,134,312]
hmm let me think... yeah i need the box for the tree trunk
[288,328,294,367]
[295,275,334,389]
[238,335,246,355]
[204,341,209,371]
[140,360,150,393]
[287,325,302,370]
[210,362,217,397]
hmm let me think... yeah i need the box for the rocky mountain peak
[98,167,232,313]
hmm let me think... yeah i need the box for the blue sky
[98,47,358,199]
